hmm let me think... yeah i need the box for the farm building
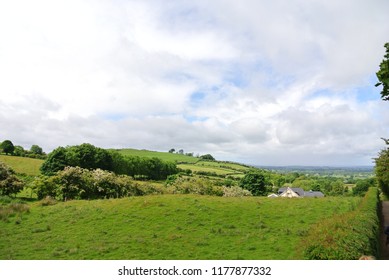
[276,187,324,198]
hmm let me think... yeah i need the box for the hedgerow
[300,187,379,259]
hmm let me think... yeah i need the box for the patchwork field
[0,195,360,260]
[115,149,199,163]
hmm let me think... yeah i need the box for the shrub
[300,187,380,259]
[167,177,224,196]
[0,162,24,196]
[223,186,252,197]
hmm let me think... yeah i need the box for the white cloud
[0,0,388,165]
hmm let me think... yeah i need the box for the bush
[167,177,224,196]
[223,186,252,197]
[301,187,380,259]
[33,167,150,200]
[0,162,24,196]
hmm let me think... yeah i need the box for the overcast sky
[0,0,388,166]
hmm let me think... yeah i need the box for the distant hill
[113,148,200,163]
[114,148,251,178]
[0,155,43,176]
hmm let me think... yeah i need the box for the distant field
[115,149,199,163]
[0,195,360,260]
[0,155,43,176]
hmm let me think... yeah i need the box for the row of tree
[40,143,179,180]
[0,140,46,159]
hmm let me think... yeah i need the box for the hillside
[115,148,251,177]
[0,155,43,176]
[115,148,199,163]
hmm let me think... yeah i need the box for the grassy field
[0,155,43,176]
[0,195,360,260]
[115,149,199,163]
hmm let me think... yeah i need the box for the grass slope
[115,149,199,163]
[0,155,43,176]
[0,195,360,260]
[114,148,251,177]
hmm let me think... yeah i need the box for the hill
[0,155,43,176]
[115,148,251,178]
[114,148,199,163]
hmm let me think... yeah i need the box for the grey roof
[278,187,324,197]
[278,187,305,196]
[303,190,325,197]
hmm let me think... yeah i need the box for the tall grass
[300,187,380,259]
[0,195,359,260]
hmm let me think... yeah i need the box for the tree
[0,162,24,196]
[376,42,389,101]
[13,146,26,157]
[200,154,215,161]
[168,148,175,153]
[239,171,266,196]
[375,143,389,197]
[0,140,15,155]
[30,144,43,155]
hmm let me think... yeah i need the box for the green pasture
[0,195,360,260]
[115,149,199,163]
[0,155,43,176]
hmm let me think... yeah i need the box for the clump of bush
[32,166,147,201]
[0,161,24,196]
[166,176,224,196]
[222,186,252,197]
[300,187,380,259]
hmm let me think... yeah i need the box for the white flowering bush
[222,186,252,197]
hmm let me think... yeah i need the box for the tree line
[40,143,179,180]
[375,43,389,197]
[0,140,46,159]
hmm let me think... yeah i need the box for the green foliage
[375,42,389,101]
[30,145,43,155]
[352,178,375,196]
[222,185,252,197]
[41,144,179,180]
[33,167,145,200]
[0,140,15,155]
[301,187,380,259]
[0,162,24,196]
[200,154,215,161]
[167,176,224,196]
[375,144,389,197]
[239,171,266,196]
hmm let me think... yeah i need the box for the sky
[0,0,388,166]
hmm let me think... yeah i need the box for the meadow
[0,155,43,176]
[115,149,199,163]
[0,195,360,260]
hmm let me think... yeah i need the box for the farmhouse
[275,187,325,198]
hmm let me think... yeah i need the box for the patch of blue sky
[163,72,195,84]
[252,60,296,89]
[190,91,205,103]
[224,64,249,88]
[354,75,382,102]
[184,115,208,123]
[101,113,127,121]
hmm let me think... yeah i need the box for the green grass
[114,149,199,163]
[0,195,360,260]
[0,155,43,176]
